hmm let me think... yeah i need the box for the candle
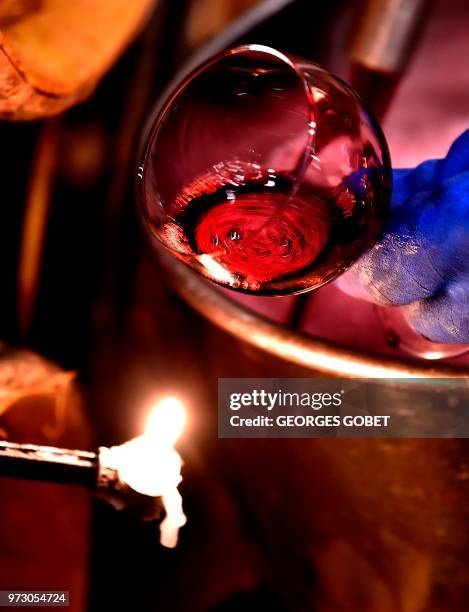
[103,397,187,547]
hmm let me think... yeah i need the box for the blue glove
[338,129,469,344]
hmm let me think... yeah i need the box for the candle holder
[0,397,187,548]
[0,441,163,521]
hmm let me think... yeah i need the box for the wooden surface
[0,0,155,119]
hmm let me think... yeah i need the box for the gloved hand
[338,129,469,344]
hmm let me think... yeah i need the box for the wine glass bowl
[139,45,391,295]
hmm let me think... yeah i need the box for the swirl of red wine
[156,161,334,290]
[195,192,331,284]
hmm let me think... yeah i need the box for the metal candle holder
[0,440,164,521]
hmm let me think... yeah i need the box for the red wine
[153,161,386,295]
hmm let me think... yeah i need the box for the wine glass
[139,44,391,296]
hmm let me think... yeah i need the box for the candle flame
[145,396,186,447]
[104,396,187,548]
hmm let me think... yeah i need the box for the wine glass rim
[138,43,316,195]
[140,43,314,166]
